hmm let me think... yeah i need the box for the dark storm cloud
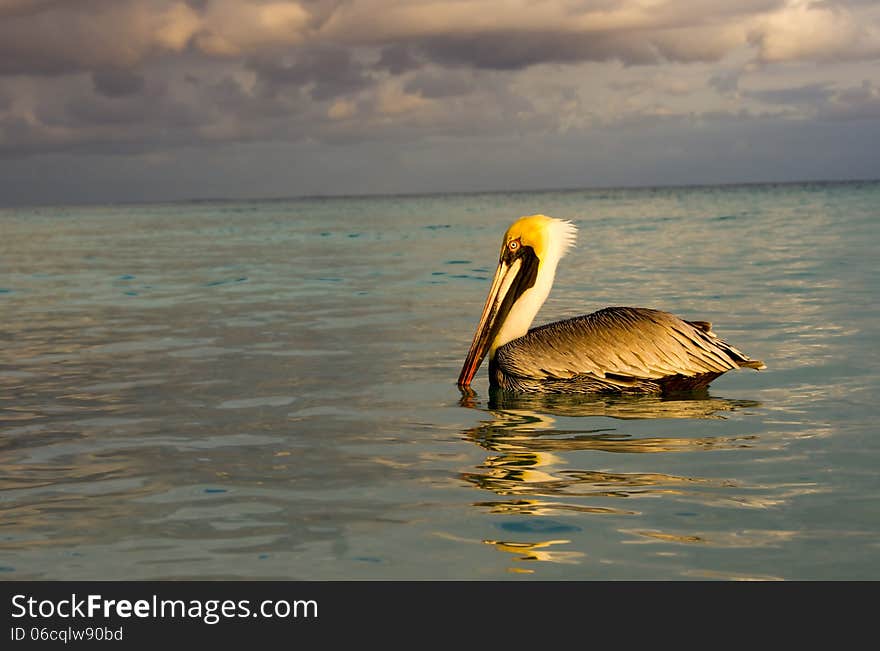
[376,44,423,75]
[92,69,147,98]
[0,1,173,75]
[0,86,12,111]
[62,89,203,130]
[420,33,619,70]
[247,46,371,101]
[321,0,797,67]
[403,71,476,99]
[3,1,875,80]
[0,0,64,19]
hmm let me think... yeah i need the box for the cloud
[750,0,880,63]
[92,69,147,98]
[0,85,12,112]
[376,44,423,75]
[403,70,477,99]
[743,79,880,121]
[246,45,372,101]
[745,82,836,107]
[193,0,310,56]
[1,1,879,203]
[0,1,313,75]
[709,69,744,97]
[0,0,64,20]
[318,1,797,69]
[0,1,199,75]
[4,1,878,79]
[825,80,880,120]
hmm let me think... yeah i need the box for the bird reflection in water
[459,388,761,571]
[482,539,585,573]
[461,387,760,420]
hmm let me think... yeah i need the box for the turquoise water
[1,181,878,580]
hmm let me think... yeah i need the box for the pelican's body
[458,215,764,394]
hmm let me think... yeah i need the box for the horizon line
[2,176,878,211]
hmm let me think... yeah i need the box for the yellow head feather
[502,214,577,262]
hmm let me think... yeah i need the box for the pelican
[457,214,765,394]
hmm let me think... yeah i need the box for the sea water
[1,181,878,579]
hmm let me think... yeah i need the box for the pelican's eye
[508,240,519,252]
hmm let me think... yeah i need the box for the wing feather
[495,307,752,386]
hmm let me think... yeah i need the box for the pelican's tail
[686,318,765,371]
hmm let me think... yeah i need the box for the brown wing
[495,306,764,384]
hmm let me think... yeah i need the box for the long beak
[457,258,522,388]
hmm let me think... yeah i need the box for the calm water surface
[1,182,878,579]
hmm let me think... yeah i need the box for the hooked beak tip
[457,367,475,389]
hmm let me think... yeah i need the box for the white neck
[490,218,576,355]
[490,258,559,354]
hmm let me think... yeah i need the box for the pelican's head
[457,214,577,388]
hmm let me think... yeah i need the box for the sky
[1,0,879,205]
